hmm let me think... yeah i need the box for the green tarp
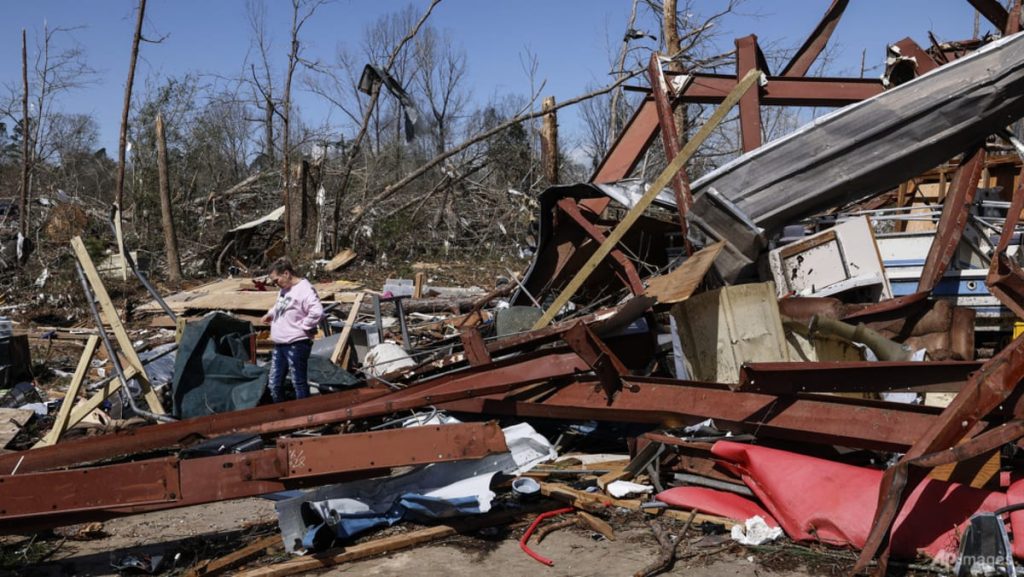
[171,313,267,418]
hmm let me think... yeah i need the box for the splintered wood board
[0,408,34,449]
[137,280,363,314]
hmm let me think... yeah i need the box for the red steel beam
[857,331,1024,572]
[3,350,587,476]
[917,145,987,293]
[590,75,882,184]
[988,166,1024,318]
[736,361,981,394]
[647,53,693,229]
[968,0,1010,31]
[0,422,507,529]
[736,35,764,152]
[781,0,849,77]
[441,377,962,453]
[677,73,882,107]
[556,197,645,295]
[591,97,660,183]
[0,386,386,475]
[891,37,941,75]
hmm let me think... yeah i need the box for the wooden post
[541,96,559,185]
[330,292,365,365]
[72,236,165,414]
[156,113,183,284]
[532,69,761,329]
[34,335,99,447]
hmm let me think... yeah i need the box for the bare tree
[280,0,325,251]
[116,0,147,212]
[19,30,28,240]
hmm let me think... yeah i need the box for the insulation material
[656,486,777,526]
[711,440,1009,565]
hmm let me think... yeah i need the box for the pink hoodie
[266,278,324,344]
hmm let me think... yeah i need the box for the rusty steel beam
[442,377,961,453]
[0,387,386,475]
[677,73,883,107]
[556,198,645,295]
[0,422,507,530]
[968,0,1010,31]
[917,145,987,293]
[562,321,628,401]
[988,166,1024,318]
[736,361,981,395]
[736,35,764,152]
[857,332,1024,572]
[1009,0,1022,34]
[781,0,849,77]
[250,350,591,435]
[891,37,941,75]
[591,98,660,183]
[459,328,492,366]
[647,54,693,233]
[592,75,883,184]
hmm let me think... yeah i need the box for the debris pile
[9,4,1024,577]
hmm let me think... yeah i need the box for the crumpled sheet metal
[711,440,1014,565]
[276,423,556,553]
[683,32,1024,280]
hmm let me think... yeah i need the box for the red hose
[519,507,575,566]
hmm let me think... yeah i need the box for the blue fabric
[300,493,488,550]
[268,339,313,402]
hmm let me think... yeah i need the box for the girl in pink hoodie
[261,257,323,402]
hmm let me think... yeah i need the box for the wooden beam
[72,236,165,414]
[233,509,529,577]
[330,292,364,364]
[185,533,282,577]
[532,69,761,329]
[35,335,99,447]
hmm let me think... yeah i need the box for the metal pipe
[75,261,175,423]
[84,344,177,393]
[107,205,177,323]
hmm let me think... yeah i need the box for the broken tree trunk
[156,113,183,285]
[116,0,146,213]
[19,29,28,241]
[541,96,559,185]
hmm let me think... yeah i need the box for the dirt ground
[1,497,879,577]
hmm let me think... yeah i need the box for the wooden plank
[114,205,128,281]
[539,482,737,529]
[72,236,165,414]
[533,69,762,329]
[233,509,527,577]
[0,408,33,450]
[644,241,724,304]
[62,364,141,431]
[185,534,282,577]
[324,248,357,272]
[35,335,99,447]
[577,511,616,541]
[330,292,365,364]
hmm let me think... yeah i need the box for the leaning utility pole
[19,29,29,241]
[155,113,183,285]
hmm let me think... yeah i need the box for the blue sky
[0,1,984,154]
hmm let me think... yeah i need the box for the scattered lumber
[233,508,531,577]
